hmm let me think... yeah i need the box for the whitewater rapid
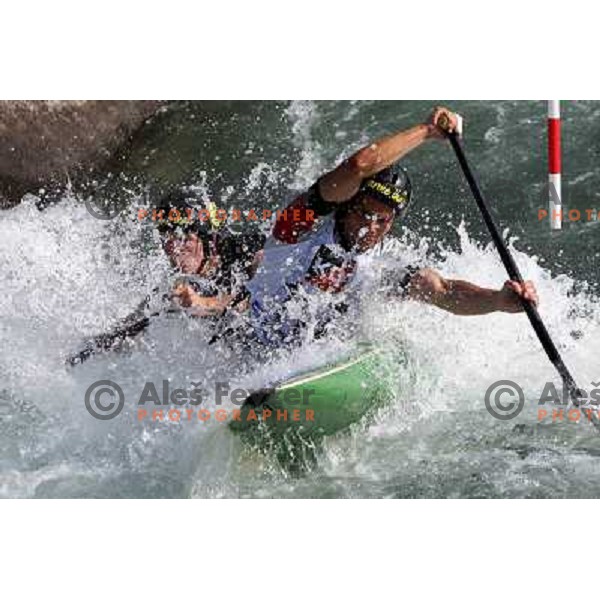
[1,191,600,498]
[2,100,600,498]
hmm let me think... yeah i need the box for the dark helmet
[154,192,208,237]
[359,163,412,218]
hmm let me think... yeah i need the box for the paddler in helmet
[240,105,538,347]
[65,194,266,365]
[154,195,265,317]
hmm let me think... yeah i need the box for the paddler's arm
[317,106,459,203]
[172,284,232,317]
[405,268,539,316]
[171,284,251,317]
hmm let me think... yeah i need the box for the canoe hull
[229,345,397,439]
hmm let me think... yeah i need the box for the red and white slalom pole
[548,101,562,230]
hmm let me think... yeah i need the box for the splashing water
[1,195,599,499]
[2,101,600,498]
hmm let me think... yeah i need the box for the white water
[1,192,600,497]
[3,100,600,498]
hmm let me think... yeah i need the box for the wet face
[163,233,206,274]
[338,195,395,252]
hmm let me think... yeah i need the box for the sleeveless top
[245,214,359,345]
[244,184,418,347]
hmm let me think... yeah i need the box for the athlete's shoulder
[272,182,336,244]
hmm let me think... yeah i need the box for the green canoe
[229,344,398,440]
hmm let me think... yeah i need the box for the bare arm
[406,268,539,316]
[317,106,459,203]
[172,284,232,317]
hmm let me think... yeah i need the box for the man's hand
[172,284,196,308]
[499,280,539,313]
[172,284,231,317]
[427,106,459,139]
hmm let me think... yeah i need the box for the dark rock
[0,100,163,207]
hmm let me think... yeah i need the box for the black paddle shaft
[446,131,584,402]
